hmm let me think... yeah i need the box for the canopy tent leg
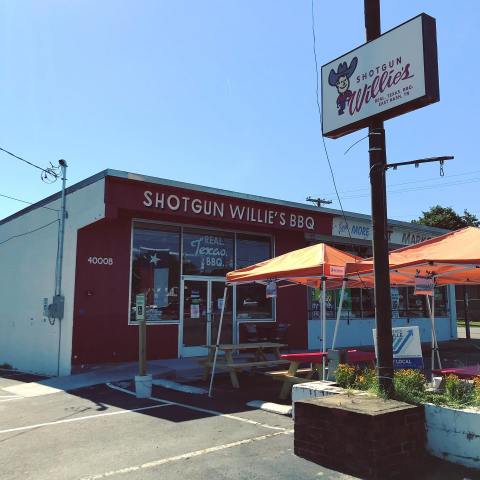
[208,286,228,398]
[426,294,442,372]
[331,280,346,351]
[321,278,327,380]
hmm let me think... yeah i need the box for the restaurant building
[0,170,455,376]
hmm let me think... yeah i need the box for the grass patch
[457,320,480,328]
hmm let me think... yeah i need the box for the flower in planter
[393,369,427,405]
[334,364,357,389]
[443,374,477,408]
[473,376,480,404]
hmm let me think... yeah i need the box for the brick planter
[294,394,425,480]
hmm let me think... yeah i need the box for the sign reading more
[322,14,439,138]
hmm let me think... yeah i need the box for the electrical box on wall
[47,295,65,320]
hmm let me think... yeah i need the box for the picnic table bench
[203,342,288,388]
[432,365,480,380]
[265,352,328,399]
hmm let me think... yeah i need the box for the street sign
[322,13,439,138]
[373,326,424,369]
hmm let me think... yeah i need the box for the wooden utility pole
[364,0,394,396]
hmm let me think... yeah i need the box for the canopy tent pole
[321,277,327,380]
[208,286,228,398]
[432,292,442,369]
[331,280,347,351]
[426,293,442,372]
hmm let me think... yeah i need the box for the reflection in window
[236,283,273,320]
[434,286,449,317]
[182,230,234,276]
[235,235,272,320]
[236,234,271,268]
[131,224,180,322]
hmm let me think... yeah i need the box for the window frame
[128,218,275,326]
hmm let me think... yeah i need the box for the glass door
[182,279,209,357]
[181,278,232,357]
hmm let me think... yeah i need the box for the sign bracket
[385,155,454,171]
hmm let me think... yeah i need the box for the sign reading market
[321,14,439,138]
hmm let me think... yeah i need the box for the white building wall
[0,179,105,376]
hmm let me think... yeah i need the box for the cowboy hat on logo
[328,57,358,86]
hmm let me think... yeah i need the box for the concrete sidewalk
[1,357,205,398]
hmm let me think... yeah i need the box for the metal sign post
[136,293,147,376]
[365,0,394,396]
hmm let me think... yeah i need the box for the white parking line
[107,383,288,432]
[79,428,293,480]
[0,403,171,435]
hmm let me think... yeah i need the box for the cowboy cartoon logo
[328,57,358,115]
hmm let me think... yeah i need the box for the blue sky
[0,1,478,222]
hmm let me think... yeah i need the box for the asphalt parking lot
[1,370,480,480]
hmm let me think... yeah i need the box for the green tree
[412,205,479,230]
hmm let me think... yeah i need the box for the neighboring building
[0,170,455,376]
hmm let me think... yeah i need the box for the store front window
[236,234,273,320]
[131,224,181,322]
[131,224,274,326]
[182,229,234,276]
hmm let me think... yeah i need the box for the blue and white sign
[373,326,423,369]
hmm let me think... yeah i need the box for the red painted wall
[72,217,178,366]
[71,176,332,366]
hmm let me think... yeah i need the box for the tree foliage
[413,205,479,230]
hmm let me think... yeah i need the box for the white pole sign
[322,14,439,139]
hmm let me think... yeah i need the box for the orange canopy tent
[345,226,480,286]
[226,242,363,287]
[208,244,363,396]
[343,227,480,371]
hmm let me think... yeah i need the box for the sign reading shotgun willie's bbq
[321,14,439,138]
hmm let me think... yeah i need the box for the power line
[0,192,60,212]
[0,146,59,181]
[0,219,59,246]
[310,0,367,289]
[341,176,480,200]
[317,168,480,197]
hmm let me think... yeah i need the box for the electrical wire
[310,0,367,289]
[342,176,480,200]
[319,168,480,197]
[0,192,60,212]
[0,219,59,246]
[0,146,59,182]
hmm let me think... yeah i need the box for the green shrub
[474,376,480,405]
[443,374,476,408]
[393,369,427,405]
[354,367,377,392]
[334,364,357,389]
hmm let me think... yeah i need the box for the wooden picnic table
[204,342,288,389]
[267,352,328,399]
